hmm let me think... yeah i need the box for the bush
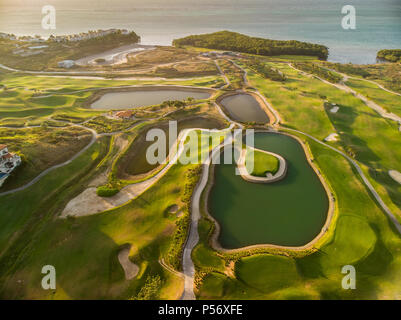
[173,31,329,60]
[134,275,162,300]
[294,62,342,83]
[377,49,401,63]
[247,59,286,82]
[96,185,119,197]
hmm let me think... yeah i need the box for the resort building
[58,60,75,68]
[115,110,134,119]
[50,29,130,43]
[0,145,22,187]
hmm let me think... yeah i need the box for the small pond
[91,88,212,110]
[219,93,269,123]
[209,132,329,249]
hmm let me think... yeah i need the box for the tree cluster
[173,31,328,60]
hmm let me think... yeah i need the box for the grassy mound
[96,185,119,197]
[245,149,279,177]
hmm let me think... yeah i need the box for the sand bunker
[118,246,139,280]
[324,133,339,142]
[389,170,401,185]
[330,106,339,113]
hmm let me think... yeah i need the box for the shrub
[96,185,119,197]
[134,275,162,300]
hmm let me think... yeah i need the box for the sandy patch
[60,176,157,217]
[330,106,339,113]
[389,170,401,185]
[324,133,339,142]
[118,246,139,280]
[224,261,236,278]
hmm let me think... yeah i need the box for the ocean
[0,0,400,64]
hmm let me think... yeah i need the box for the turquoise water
[0,0,400,64]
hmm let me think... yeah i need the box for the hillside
[173,31,328,60]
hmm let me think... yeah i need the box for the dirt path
[214,60,230,89]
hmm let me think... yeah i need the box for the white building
[0,145,21,187]
[58,60,75,68]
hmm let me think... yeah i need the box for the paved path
[285,127,401,234]
[229,59,249,86]
[181,126,242,300]
[288,64,401,125]
[323,67,401,97]
[214,60,230,89]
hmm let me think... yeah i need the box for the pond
[117,116,226,178]
[209,132,329,249]
[91,88,212,109]
[219,93,269,123]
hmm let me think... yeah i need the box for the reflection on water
[220,94,269,123]
[210,132,329,249]
[91,89,211,109]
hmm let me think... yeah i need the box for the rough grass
[0,162,195,299]
[0,126,92,191]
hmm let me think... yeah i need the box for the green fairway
[0,136,110,256]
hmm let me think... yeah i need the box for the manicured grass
[245,149,279,177]
[246,62,336,140]
[236,255,300,293]
[249,61,401,219]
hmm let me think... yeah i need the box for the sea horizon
[0,0,400,64]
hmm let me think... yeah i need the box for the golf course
[0,30,400,301]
